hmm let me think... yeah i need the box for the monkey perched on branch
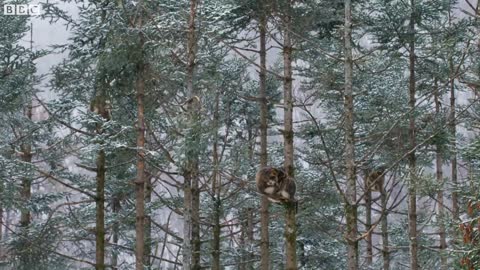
[256,167,296,203]
[366,169,385,192]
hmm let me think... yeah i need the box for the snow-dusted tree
[0,2,62,268]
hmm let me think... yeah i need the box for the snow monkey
[256,167,296,203]
[366,169,385,192]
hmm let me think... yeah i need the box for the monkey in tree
[366,169,385,192]
[256,167,296,203]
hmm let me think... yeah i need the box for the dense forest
[1,0,480,269]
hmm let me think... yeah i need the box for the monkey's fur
[366,170,384,192]
[256,167,296,203]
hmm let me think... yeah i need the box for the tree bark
[145,176,152,269]
[91,77,110,270]
[258,7,271,270]
[111,196,120,270]
[448,60,459,220]
[282,1,297,269]
[239,216,246,270]
[211,197,221,270]
[364,176,372,267]
[4,211,10,241]
[0,204,2,241]
[408,1,418,268]
[381,183,390,270]
[344,0,358,269]
[211,94,221,270]
[95,148,106,270]
[184,1,201,269]
[246,208,254,269]
[19,102,33,269]
[434,80,447,270]
[93,8,110,269]
[134,14,146,269]
[0,204,2,259]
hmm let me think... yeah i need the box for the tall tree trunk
[447,5,461,221]
[448,61,459,220]
[434,80,447,270]
[91,79,110,270]
[184,1,201,269]
[145,176,152,269]
[344,0,358,269]
[364,176,372,267]
[19,102,33,269]
[258,7,270,270]
[407,1,418,268]
[211,94,221,270]
[239,217,246,270]
[246,208,254,269]
[95,150,106,270]
[91,93,109,270]
[134,12,146,269]
[111,196,120,270]
[282,1,297,269]
[211,198,220,270]
[93,9,109,269]
[0,204,2,259]
[0,204,2,241]
[381,182,390,270]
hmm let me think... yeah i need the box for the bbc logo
[3,4,43,15]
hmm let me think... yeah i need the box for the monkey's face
[266,169,279,186]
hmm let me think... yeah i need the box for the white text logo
[3,4,42,15]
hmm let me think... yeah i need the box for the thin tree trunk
[381,183,389,270]
[211,94,221,270]
[95,148,106,270]
[239,217,246,270]
[191,135,201,267]
[434,80,447,270]
[20,173,32,229]
[111,196,120,270]
[191,144,201,270]
[183,170,193,270]
[364,177,372,266]
[93,9,109,269]
[446,5,461,221]
[282,1,297,269]
[19,102,33,269]
[0,205,2,241]
[145,176,152,269]
[95,125,106,270]
[246,208,254,269]
[134,13,146,269]
[469,160,474,193]
[211,197,220,270]
[4,211,10,240]
[247,125,254,162]
[183,168,193,269]
[407,1,418,268]
[285,205,297,270]
[0,204,2,259]
[344,0,358,269]
[258,6,270,270]
[448,61,459,220]
[20,104,33,229]
[91,79,110,270]
[184,1,201,269]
